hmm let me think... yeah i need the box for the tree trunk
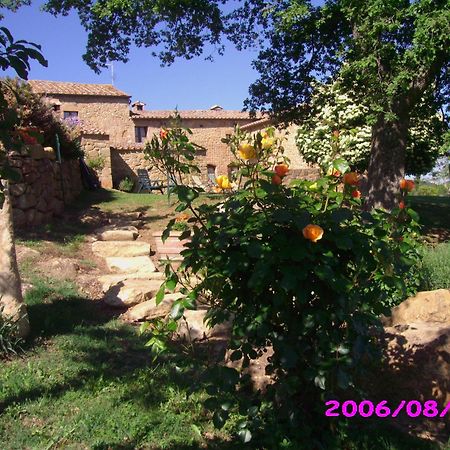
[366,116,408,210]
[0,180,30,338]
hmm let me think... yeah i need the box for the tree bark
[0,180,30,338]
[366,116,408,210]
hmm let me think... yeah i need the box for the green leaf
[238,429,252,443]
[138,322,150,335]
[333,158,350,173]
[191,424,202,438]
[213,410,228,429]
[155,283,166,305]
[170,301,184,320]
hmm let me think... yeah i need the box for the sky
[1,1,260,110]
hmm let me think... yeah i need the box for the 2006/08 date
[325,400,450,418]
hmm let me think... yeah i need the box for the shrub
[420,242,450,290]
[143,120,422,448]
[0,310,23,359]
[86,155,105,171]
[411,181,449,196]
[3,78,83,159]
[118,176,134,192]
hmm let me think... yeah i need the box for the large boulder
[105,256,156,275]
[383,289,450,326]
[380,322,450,430]
[104,278,165,307]
[122,293,183,322]
[92,241,150,258]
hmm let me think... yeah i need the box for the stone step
[104,278,166,307]
[97,226,139,242]
[99,272,165,292]
[105,256,156,275]
[122,293,184,321]
[92,241,150,258]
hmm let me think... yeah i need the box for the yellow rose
[261,136,274,149]
[216,175,232,190]
[302,224,324,243]
[238,143,256,160]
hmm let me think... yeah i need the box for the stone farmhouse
[28,80,317,189]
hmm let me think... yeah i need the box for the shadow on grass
[409,195,450,230]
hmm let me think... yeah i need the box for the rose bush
[143,120,422,448]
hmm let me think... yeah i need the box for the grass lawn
[0,276,235,450]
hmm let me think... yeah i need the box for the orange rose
[272,174,283,185]
[216,175,232,190]
[343,172,359,186]
[399,179,414,192]
[399,201,405,209]
[302,224,324,243]
[274,164,289,177]
[351,189,361,199]
[238,143,256,160]
[160,129,168,139]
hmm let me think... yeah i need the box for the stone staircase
[92,225,229,343]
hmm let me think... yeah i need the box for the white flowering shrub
[296,82,448,175]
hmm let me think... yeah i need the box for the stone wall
[8,145,83,228]
[81,135,113,188]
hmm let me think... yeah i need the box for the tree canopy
[41,0,449,207]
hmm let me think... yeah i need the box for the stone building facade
[28,80,317,189]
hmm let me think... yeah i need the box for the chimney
[131,100,146,112]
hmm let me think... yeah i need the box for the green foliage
[118,176,134,192]
[2,78,83,159]
[0,26,47,79]
[0,308,23,359]
[142,124,422,447]
[412,181,450,197]
[296,81,448,175]
[420,242,450,291]
[85,154,105,171]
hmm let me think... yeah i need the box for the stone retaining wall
[8,145,83,228]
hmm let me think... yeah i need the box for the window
[135,126,148,143]
[207,165,216,184]
[63,111,78,119]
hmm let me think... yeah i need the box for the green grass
[420,242,450,290]
[0,276,234,449]
[73,188,165,212]
[409,196,450,230]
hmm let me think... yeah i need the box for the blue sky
[1,2,260,110]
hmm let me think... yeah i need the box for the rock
[383,289,450,326]
[17,193,37,210]
[122,293,183,321]
[92,240,150,258]
[9,183,27,196]
[104,278,165,307]
[99,271,165,292]
[98,227,139,242]
[176,309,232,341]
[12,208,26,227]
[382,322,450,417]
[105,256,156,275]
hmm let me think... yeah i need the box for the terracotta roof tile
[132,109,266,121]
[28,80,130,98]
